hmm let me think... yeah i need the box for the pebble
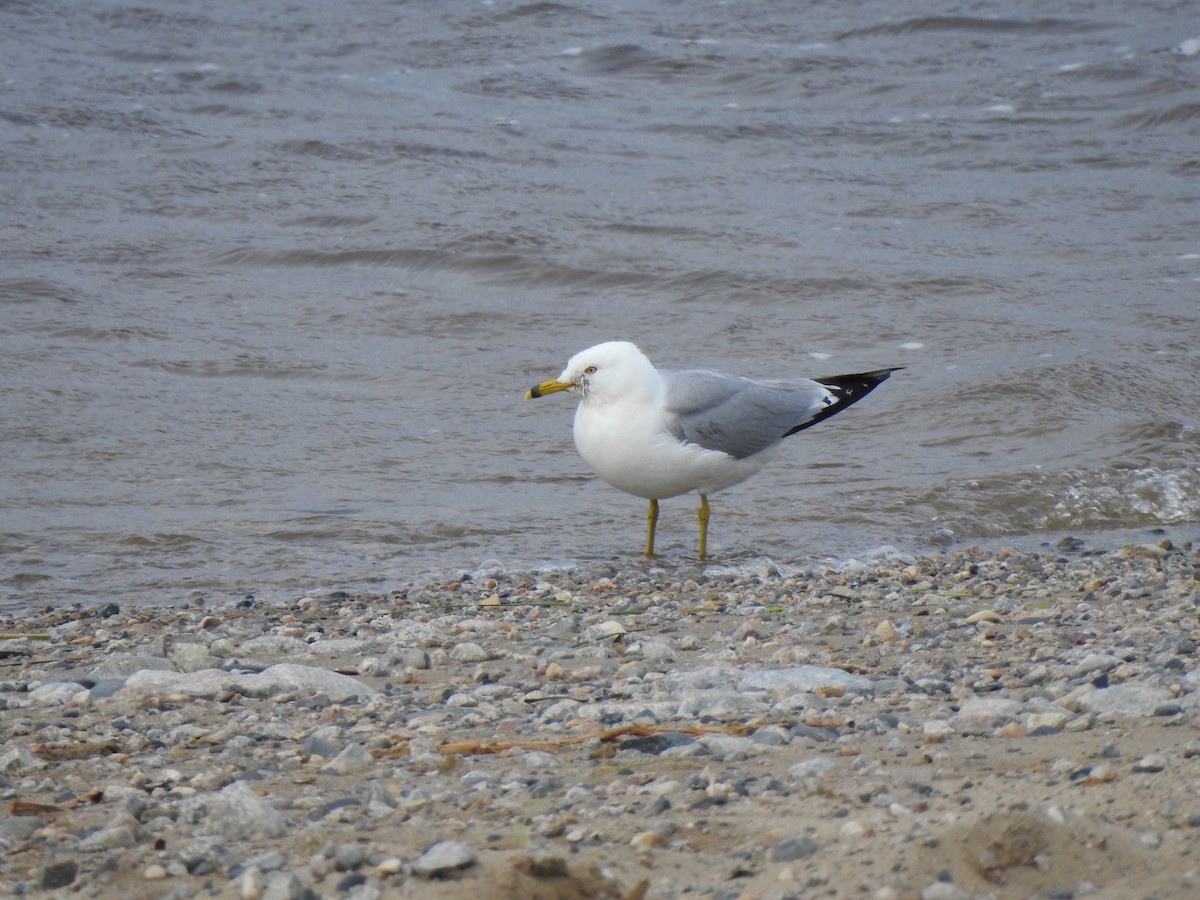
[921,883,970,900]
[876,619,900,642]
[769,835,819,861]
[412,841,478,877]
[0,544,1195,898]
[334,842,368,871]
[1132,754,1167,773]
[963,609,1002,624]
[40,861,77,889]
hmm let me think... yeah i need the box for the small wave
[577,44,716,78]
[1117,103,1200,130]
[206,79,263,96]
[19,104,177,135]
[836,16,1108,41]
[493,3,604,23]
[467,72,593,101]
[48,324,167,342]
[130,356,349,381]
[271,139,373,161]
[188,103,255,117]
[117,532,211,550]
[207,243,658,290]
[916,463,1199,538]
[0,278,86,305]
[282,214,378,228]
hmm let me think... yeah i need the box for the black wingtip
[783,366,903,438]
[818,366,904,394]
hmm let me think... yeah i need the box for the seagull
[525,341,900,558]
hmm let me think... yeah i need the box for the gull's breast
[573,401,771,500]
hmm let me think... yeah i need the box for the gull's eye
[583,365,597,375]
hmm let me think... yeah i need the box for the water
[3,0,1198,612]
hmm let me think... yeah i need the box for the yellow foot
[697,494,710,559]
[644,498,659,558]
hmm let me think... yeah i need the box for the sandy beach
[2,539,1198,899]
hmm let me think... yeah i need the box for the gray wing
[662,369,833,460]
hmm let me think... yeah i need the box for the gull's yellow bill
[524,379,573,400]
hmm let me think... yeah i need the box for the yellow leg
[645,498,659,558]
[698,494,710,559]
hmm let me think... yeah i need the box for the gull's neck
[582,360,663,410]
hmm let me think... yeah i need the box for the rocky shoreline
[2,540,1198,899]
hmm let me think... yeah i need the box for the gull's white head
[525,341,659,404]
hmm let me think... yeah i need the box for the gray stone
[412,840,478,877]
[390,647,431,669]
[259,663,379,699]
[79,819,140,851]
[0,638,35,658]
[86,678,127,698]
[740,665,873,695]
[89,652,175,677]
[697,733,758,759]
[789,757,835,780]
[676,690,754,718]
[0,747,42,773]
[1076,684,1177,718]
[169,643,222,673]
[123,668,228,699]
[304,724,344,759]
[334,842,368,871]
[582,621,627,643]
[307,637,372,658]
[769,835,818,862]
[178,836,227,874]
[953,697,1023,733]
[449,642,490,662]
[633,638,675,661]
[200,782,286,840]
[750,725,791,746]
[1070,653,1121,677]
[262,871,303,900]
[321,742,373,775]
[1133,753,1167,773]
[659,666,740,692]
[913,677,951,695]
[2,815,43,841]
[28,681,88,705]
[237,635,308,657]
[921,883,970,900]
[124,663,377,701]
[40,860,77,890]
